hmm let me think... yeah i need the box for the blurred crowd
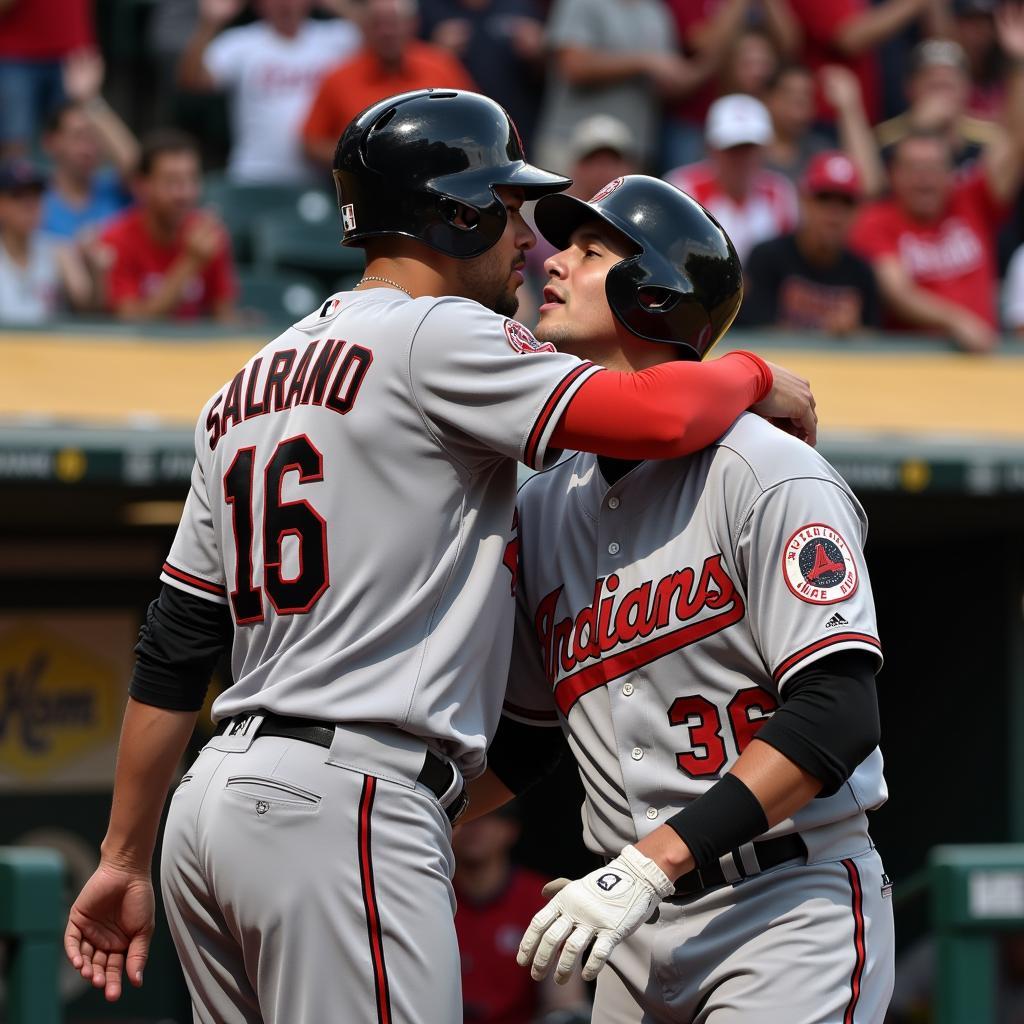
[3,0,1024,351]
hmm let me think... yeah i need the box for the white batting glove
[517,845,674,984]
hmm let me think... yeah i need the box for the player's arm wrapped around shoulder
[552,351,774,460]
[516,844,675,984]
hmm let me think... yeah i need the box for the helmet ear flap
[439,198,481,232]
[637,286,680,312]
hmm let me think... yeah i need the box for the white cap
[568,115,639,163]
[705,94,773,150]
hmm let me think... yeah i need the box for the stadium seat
[236,268,324,326]
[251,189,365,288]
[203,177,316,262]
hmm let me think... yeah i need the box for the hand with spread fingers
[517,845,673,984]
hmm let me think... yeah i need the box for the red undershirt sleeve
[551,351,773,460]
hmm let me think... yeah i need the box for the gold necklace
[355,275,413,298]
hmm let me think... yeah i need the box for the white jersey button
[622,682,634,696]
[607,496,620,509]
[631,747,643,760]
[646,807,658,819]
[608,541,620,555]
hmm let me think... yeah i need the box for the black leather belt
[214,713,468,824]
[672,834,807,897]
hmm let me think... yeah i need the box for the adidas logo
[824,612,848,629]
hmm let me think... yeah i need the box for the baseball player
[63,93,817,1024]
[473,175,893,1023]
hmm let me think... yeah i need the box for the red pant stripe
[842,858,867,1024]
[359,775,392,1024]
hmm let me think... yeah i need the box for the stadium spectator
[742,150,880,332]
[784,0,936,125]
[849,6,1024,351]
[147,0,203,125]
[453,807,589,1024]
[418,0,546,144]
[954,0,1006,121]
[0,160,92,323]
[820,63,887,196]
[661,0,798,169]
[717,26,783,100]
[666,94,798,262]
[178,0,361,184]
[561,116,642,207]
[41,51,138,240]
[97,131,237,322]
[849,131,1015,350]
[763,63,884,194]
[532,0,701,173]
[763,64,833,183]
[0,0,95,159]
[302,0,475,168]
[875,38,1000,170]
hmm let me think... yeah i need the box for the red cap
[801,151,862,199]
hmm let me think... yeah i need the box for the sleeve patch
[504,318,556,354]
[782,522,859,605]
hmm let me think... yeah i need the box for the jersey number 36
[669,688,778,778]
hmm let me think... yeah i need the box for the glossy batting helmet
[333,89,570,259]
[534,175,743,359]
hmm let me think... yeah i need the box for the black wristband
[665,773,769,871]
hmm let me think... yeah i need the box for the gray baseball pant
[160,721,461,1024]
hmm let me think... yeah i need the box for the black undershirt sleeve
[129,583,234,712]
[487,715,568,796]
[755,650,880,797]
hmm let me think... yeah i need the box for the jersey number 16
[224,435,329,623]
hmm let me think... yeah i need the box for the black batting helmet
[534,175,743,359]
[333,89,570,259]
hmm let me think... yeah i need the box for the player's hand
[65,859,155,1002]
[751,361,817,446]
[517,845,673,984]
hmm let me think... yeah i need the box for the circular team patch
[504,318,555,354]
[782,523,859,605]
[590,177,624,203]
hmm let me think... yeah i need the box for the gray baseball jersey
[160,288,599,779]
[158,288,602,1024]
[505,411,893,1021]
[506,412,885,855]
